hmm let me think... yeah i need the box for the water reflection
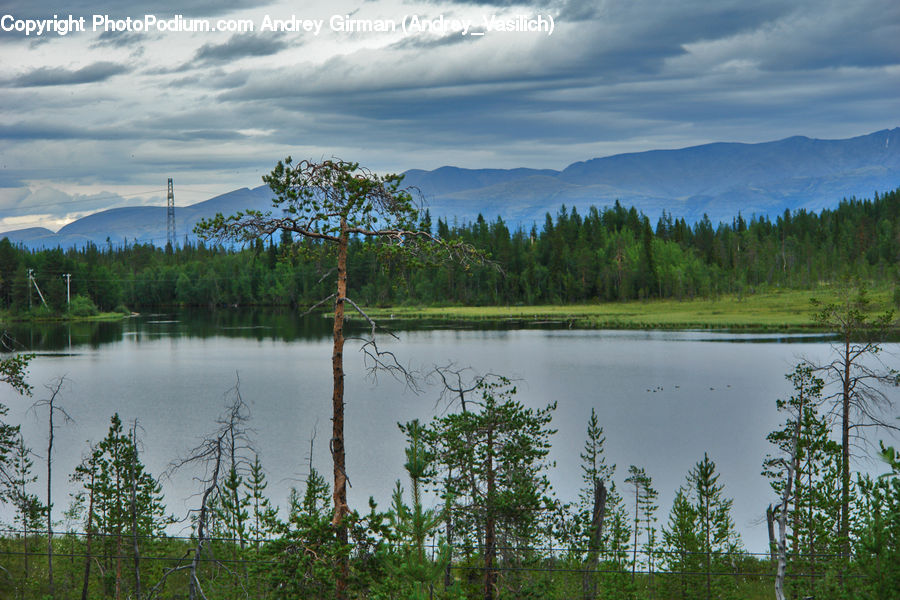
[3,309,846,353]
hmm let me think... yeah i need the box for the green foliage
[0,349,31,513]
[262,467,337,597]
[662,454,741,600]
[3,187,900,312]
[421,377,557,596]
[626,465,659,589]
[246,454,279,551]
[67,294,98,317]
[70,413,169,598]
[811,279,899,566]
[762,362,844,599]
[195,157,419,249]
[851,471,900,600]
[379,420,451,599]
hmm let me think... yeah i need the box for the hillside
[3,128,899,250]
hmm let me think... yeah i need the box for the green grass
[0,310,129,324]
[368,288,895,331]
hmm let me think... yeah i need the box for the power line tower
[167,177,176,249]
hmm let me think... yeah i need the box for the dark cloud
[756,3,900,70]
[193,33,290,65]
[0,120,141,141]
[164,69,251,89]
[1,0,899,206]
[389,32,473,50]
[10,62,128,87]
[0,119,252,143]
[91,29,146,49]
[2,0,273,19]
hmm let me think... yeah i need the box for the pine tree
[423,376,556,600]
[243,454,278,599]
[625,465,658,594]
[74,414,168,598]
[9,434,46,597]
[762,363,840,597]
[664,454,740,600]
[384,420,449,600]
[245,454,278,554]
[812,282,899,558]
[662,487,701,600]
[264,468,338,599]
[687,453,741,600]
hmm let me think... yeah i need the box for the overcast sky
[1,0,898,232]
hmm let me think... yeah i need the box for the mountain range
[3,128,899,250]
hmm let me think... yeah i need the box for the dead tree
[129,420,143,600]
[766,372,805,600]
[812,283,900,556]
[29,376,73,599]
[148,379,251,600]
[774,456,796,600]
[75,447,98,600]
[428,364,502,589]
[430,363,503,415]
[583,478,607,600]
[766,504,776,562]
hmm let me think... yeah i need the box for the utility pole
[63,273,71,306]
[167,178,176,249]
[27,269,48,308]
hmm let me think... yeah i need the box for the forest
[1,178,900,599]
[1,187,900,316]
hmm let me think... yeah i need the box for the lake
[1,311,894,553]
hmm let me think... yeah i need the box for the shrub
[68,294,99,317]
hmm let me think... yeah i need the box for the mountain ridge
[3,128,899,250]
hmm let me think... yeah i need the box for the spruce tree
[74,414,167,598]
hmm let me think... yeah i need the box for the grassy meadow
[368,287,895,331]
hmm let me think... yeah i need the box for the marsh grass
[367,287,894,331]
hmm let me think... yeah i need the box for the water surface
[1,312,894,553]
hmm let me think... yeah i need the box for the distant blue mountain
[3,186,274,250]
[404,128,900,227]
[3,128,899,250]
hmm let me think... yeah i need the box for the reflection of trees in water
[6,319,124,352]
[9,309,342,352]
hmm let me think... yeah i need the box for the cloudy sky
[1,0,898,232]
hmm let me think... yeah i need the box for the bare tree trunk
[190,434,223,600]
[583,478,607,600]
[766,504,776,561]
[632,483,640,583]
[444,468,453,591]
[775,459,796,600]
[332,219,350,600]
[705,496,711,600]
[22,474,29,600]
[47,399,54,598]
[81,465,95,600]
[808,466,816,596]
[130,423,142,600]
[483,426,495,600]
[776,397,803,600]
[115,467,123,600]
[40,378,71,599]
[840,335,851,559]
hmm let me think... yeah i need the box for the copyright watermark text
[1,12,554,37]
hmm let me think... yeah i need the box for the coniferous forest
[1,187,899,315]
[1,187,900,599]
